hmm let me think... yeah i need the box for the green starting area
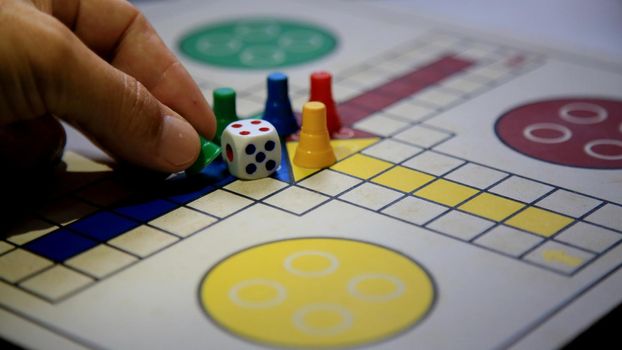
[179,18,338,69]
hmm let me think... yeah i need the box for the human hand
[0,0,216,174]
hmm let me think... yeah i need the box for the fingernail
[159,115,199,167]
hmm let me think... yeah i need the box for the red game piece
[309,71,342,135]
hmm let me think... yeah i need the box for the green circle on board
[179,18,338,69]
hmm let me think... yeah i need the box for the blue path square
[166,160,235,204]
[25,229,98,262]
[69,211,138,241]
[114,198,178,222]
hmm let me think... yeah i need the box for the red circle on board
[231,124,242,128]
[251,120,262,124]
[259,127,269,132]
[495,98,622,169]
[239,131,250,135]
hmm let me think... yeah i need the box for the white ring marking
[584,139,622,160]
[559,102,608,124]
[283,250,339,277]
[347,274,406,302]
[228,279,286,308]
[523,123,572,144]
[293,304,353,336]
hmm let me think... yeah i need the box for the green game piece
[213,87,239,145]
[179,18,338,69]
[186,136,222,174]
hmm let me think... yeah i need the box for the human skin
[0,0,216,173]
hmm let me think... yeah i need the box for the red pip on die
[220,119,282,180]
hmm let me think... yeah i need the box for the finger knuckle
[117,77,161,143]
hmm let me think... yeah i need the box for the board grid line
[1,33,619,304]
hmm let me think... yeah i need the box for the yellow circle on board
[199,238,435,348]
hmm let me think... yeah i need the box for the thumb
[38,25,200,172]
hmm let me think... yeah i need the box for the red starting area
[496,98,622,169]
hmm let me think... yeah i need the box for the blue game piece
[262,72,299,137]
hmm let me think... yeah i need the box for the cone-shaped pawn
[294,102,336,169]
[185,136,222,174]
[213,88,238,145]
[309,71,341,134]
[262,72,299,137]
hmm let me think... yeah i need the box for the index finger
[52,0,216,139]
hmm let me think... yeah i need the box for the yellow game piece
[294,102,337,169]
[287,138,379,182]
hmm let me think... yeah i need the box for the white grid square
[333,82,364,102]
[339,183,403,211]
[524,241,594,274]
[445,163,507,190]
[66,245,137,278]
[458,71,492,84]
[381,196,448,225]
[398,45,447,62]
[241,82,305,105]
[402,151,464,176]
[536,190,602,218]
[353,114,410,137]
[0,241,14,255]
[424,33,462,48]
[467,64,509,81]
[489,176,554,203]
[37,198,97,226]
[555,222,621,253]
[427,211,494,241]
[585,204,622,232]
[264,186,330,215]
[188,190,254,218]
[411,87,462,107]
[298,170,362,197]
[236,98,264,118]
[393,125,452,148]
[440,76,486,94]
[457,43,498,60]
[394,52,442,67]
[109,226,178,258]
[474,225,543,257]
[19,265,93,301]
[338,69,391,90]
[291,94,309,114]
[373,58,413,76]
[383,100,436,122]
[149,207,217,237]
[225,178,289,200]
[6,217,58,245]
[0,249,52,283]
[362,139,422,164]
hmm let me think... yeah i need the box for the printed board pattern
[1,33,620,304]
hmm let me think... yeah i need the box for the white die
[221,119,282,180]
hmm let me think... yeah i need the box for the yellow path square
[506,207,574,237]
[460,193,524,221]
[287,138,379,182]
[414,179,478,207]
[331,154,392,180]
[372,166,434,193]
